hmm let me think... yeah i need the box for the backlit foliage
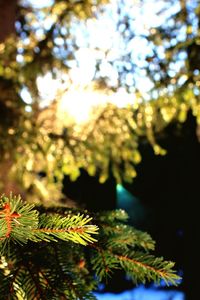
[0,0,200,202]
[0,195,180,299]
[0,0,190,297]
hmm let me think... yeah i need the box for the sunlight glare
[58,86,134,124]
[35,0,175,125]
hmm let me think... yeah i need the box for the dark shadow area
[125,112,200,300]
[63,112,199,300]
[63,169,116,212]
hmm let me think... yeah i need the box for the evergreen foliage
[1,0,198,298]
[0,0,200,202]
[0,194,180,299]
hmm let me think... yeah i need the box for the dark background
[63,112,200,300]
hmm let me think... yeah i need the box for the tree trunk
[0,0,17,43]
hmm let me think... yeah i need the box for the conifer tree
[0,194,180,299]
[1,0,199,298]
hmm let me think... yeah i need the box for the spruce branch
[0,196,181,299]
[116,252,180,285]
[91,245,180,285]
[90,209,181,286]
[34,213,98,245]
[95,209,155,251]
[0,195,98,254]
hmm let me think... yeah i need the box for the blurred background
[1,0,200,299]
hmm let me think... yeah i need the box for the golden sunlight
[58,85,135,124]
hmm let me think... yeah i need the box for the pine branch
[91,245,180,285]
[116,252,180,285]
[89,209,181,285]
[34,213,98,245]
[0,195,181,299]
[104,224,155,251]
[94,209,155,251]
[0,195,98,254]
